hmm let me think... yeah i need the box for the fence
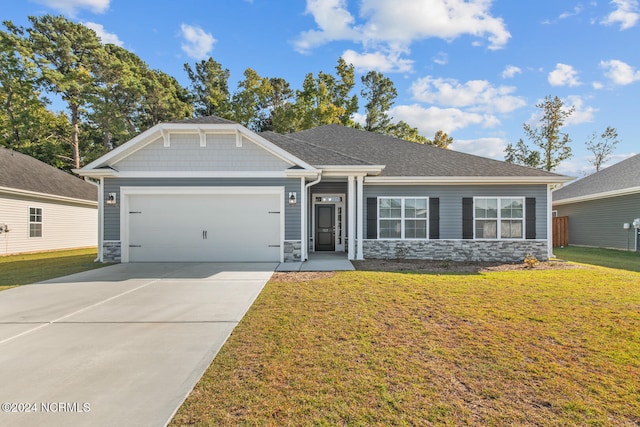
[552,216,569,247]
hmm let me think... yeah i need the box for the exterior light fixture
[289,192,297,206]
[106,192,117,205]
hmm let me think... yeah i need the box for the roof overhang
[76,122,318,178]
[553,185,640,206]
[315,165,385,177]
[0,186,97,207]
[365,175,574,185]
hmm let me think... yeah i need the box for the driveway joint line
[0,276,165,346]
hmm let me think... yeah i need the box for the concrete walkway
[0,262,275,427]
[276,252,355,272]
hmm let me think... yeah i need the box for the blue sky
[5,0,640,176]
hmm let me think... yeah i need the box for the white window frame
[473,197,525,240]
[29,207,43,238]
[377,196,429,240]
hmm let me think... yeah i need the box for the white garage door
[125,190,282,262]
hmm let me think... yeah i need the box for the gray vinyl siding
[103,178,301,241]
[363,184,548,239]
[113,134,291,172]
[311,181,348,195]
[554,193,640,250]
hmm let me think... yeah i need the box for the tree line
[1,15,453,172]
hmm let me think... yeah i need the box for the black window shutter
[366,198,377,239]
[525,197,536,239]
[462,197,473,239]
[429,198,440,239]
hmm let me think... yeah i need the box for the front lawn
[0,248,106,288]
[171,268,640,426]
[554,246,640,272]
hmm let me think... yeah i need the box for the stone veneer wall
[283,240,302,263]
[103,241,121,262]
[363,240,549,262]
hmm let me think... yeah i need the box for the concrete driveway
[0,262,275,427]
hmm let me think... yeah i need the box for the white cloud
[565,95,597,125]
[501,65,521,79]
[410,76,526,114]
[559,5,584,19]
[342,49,413,72]
[601,0,639,30]
[548,63,581,87]
[433,52,448,65]
[450,137,507,160]
[295,0,511,71]
[180,24,216,59]
[600,59,640,85]
[390,104,488,136]
[83,21,123,46]
[592,81,605,89]
[33,0,110,16]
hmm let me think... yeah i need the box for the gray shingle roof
[264,124,566,178]
[0,147,97,202]
[553,153,640,201]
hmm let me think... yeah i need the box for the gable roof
[262,124,569,181]
[553,153,640,203]
[0,147,97,202]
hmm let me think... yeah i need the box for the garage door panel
[127,192,282,262]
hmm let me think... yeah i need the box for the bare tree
[585,126,619,172]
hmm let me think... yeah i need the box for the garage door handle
[268,245,280,248]
[203,230,208,239]
[129,244,141,248]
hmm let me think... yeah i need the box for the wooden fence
[552,216,569,247]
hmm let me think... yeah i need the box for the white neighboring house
[0,147,98,256]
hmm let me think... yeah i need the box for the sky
[4,0,640,177]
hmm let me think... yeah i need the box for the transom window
[474,197,523,239]
[29,207,42,238]
[378,197,428,239]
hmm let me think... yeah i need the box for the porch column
[347,175,355,260]
[356,175,364,260]
[301,177,307,261]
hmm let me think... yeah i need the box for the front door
[315,204,335,251]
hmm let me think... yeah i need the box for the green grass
[0,248,107,288]
[171,268,640,426]
[555,246,640,272]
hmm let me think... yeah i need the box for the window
[378,197,428,239]
[29,207,42,238]
[474,197,523,239]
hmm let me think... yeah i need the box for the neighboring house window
[378,197,428,239]
[474,197,524,239]
[29,207,43,238]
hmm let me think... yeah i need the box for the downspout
[303,173,322,261]
[84,177,103,262]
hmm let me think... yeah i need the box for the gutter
[302,173,322,261]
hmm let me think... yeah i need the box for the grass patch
[171,269,640,426]
[555,246,640,272]
[0,248,107,287]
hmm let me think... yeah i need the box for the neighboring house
[76,116,570,264]
[0,147,98,256]
[552,153,640,251]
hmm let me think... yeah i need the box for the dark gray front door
[315,205,335,251]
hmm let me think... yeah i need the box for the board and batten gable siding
[554,193,640,250]
[113,134,291,172]
[0,193,97,256]
[363,184,548,239]
[103,178,302,241]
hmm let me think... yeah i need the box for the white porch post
[547,184,553,259]
[347,175,356,260]
[356,175,364,260]
[300,177,306,261]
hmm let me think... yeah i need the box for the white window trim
[377,196,429,240]
[29,206,43,238]
[473,196,525,240]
